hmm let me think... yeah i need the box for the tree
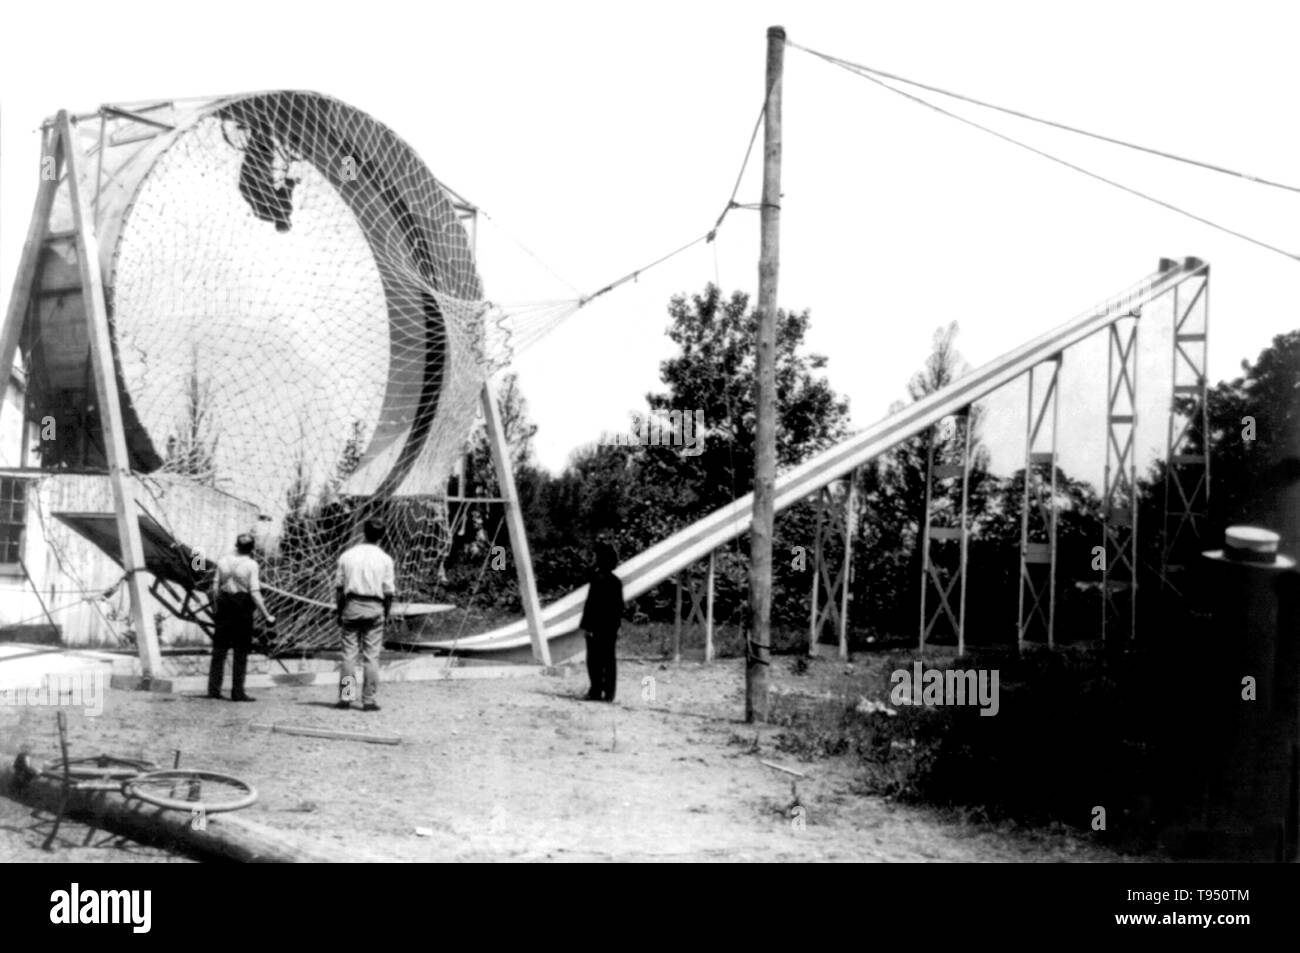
[451,372,540,562]
[1147,328,1300,556]
[647,284,850,509]
[462,371,538,498]
[163,352,221,485]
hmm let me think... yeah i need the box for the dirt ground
[0,654,1143,862]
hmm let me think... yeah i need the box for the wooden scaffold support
[1017,355,1061,650]
[808,475,856,659]
[673,551,716,662]
[1102,312,1141,642]
[1160,257,1211,591]
[919,408,972,655]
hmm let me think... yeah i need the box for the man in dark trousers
[208,533,276,701]
[580,541,624,702]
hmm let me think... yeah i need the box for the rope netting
[97,92,565,652]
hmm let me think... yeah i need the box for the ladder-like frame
[1017,355,1061,650]
[1102,313,1141,643]
[919,409,972,655]
[808,476,855,659]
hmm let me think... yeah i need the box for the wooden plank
[839,477,855,660]
[481,379,550,666]
[251,723,401,746]
[60,112,162,679]
[760,759,807,778]
[1022,542,1052,564]
[928,526,963,541]
[704,551,715,663]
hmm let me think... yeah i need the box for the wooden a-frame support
[481,376,551,666]
[809,476,855,660]
[0,112,161,678]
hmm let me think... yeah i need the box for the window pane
[0,526,19,563]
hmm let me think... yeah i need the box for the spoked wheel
[122,770,258,813]
[41,755,157,782]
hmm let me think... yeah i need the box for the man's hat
[1203,525,1296,571]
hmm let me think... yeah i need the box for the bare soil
[1,654,1141,862]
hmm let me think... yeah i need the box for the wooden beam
[839,477,856,660]
[58,111,161,679]
[480,377,550,665]
[704,551,715,663]
[673,576,682,662]
[250,723,401,746]
[0,126,62,436]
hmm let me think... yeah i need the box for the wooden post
[705,551,716,663]
[481,376,550,666]
[919,435,935,650]
[60,112,161,679]
[0,126,61,436]
[808,491,822,656]
[673,576,682,662]
[957,410,972,657]
[839,476,856,660]
[747,25,785,723]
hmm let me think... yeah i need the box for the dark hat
[1203,526,1295,571]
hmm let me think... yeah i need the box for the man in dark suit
[580,542,624,702]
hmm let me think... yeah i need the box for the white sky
[3,0,1298,489]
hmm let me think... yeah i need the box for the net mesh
[100,92,504,651]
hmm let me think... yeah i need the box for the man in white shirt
[208,533,276,701]
[334,518,395,711]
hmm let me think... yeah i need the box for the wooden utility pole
[747,26,784,723]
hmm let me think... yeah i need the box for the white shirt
[214,553,261,596]
[335,543,396,598]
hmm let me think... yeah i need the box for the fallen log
[0,756,351,863]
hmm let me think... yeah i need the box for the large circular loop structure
[25,92,494,647]
[31,91,487,510]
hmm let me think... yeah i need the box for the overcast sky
[3,0,1297,489]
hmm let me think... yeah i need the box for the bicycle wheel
[122,770,258,813]
[41,755,157,782]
